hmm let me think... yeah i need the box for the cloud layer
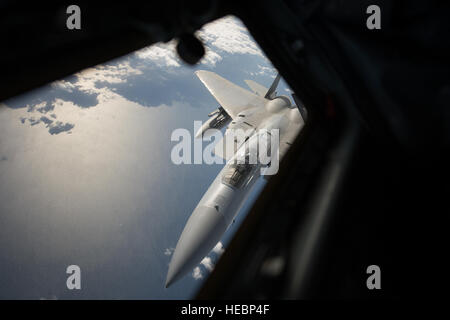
[136,16,265,69]
[191,241,225,280]
[3,15,273,136]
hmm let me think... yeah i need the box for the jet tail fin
[264,73,281,99]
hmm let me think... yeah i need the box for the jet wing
[244,79,268,97]
[195,70,268,119]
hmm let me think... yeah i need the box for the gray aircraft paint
[166,71,304,287]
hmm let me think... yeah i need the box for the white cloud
[135,40,181,68]
[192,257,214,280]
[52,80,76,92]
[199,47,223,67]
[15,16,274,135]
[249,64,276,78]
[200,257,214,272]
[54,60,144,106]
[196,16,264,57]
[164,247,175,256]
[40,60,144,109]
[212,241,225,256]
[135,16,264,68]
[191,241,225,280]
[75,60,142,93]
[192,266,203,280]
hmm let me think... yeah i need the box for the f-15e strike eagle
[165,70,305,287]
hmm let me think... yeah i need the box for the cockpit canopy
[222,156,257,189]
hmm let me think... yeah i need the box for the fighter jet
[165,70,305,287]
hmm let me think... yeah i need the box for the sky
[0,15,291,299]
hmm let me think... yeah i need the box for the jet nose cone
[165,276,174,288]
[165,205,227,287]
